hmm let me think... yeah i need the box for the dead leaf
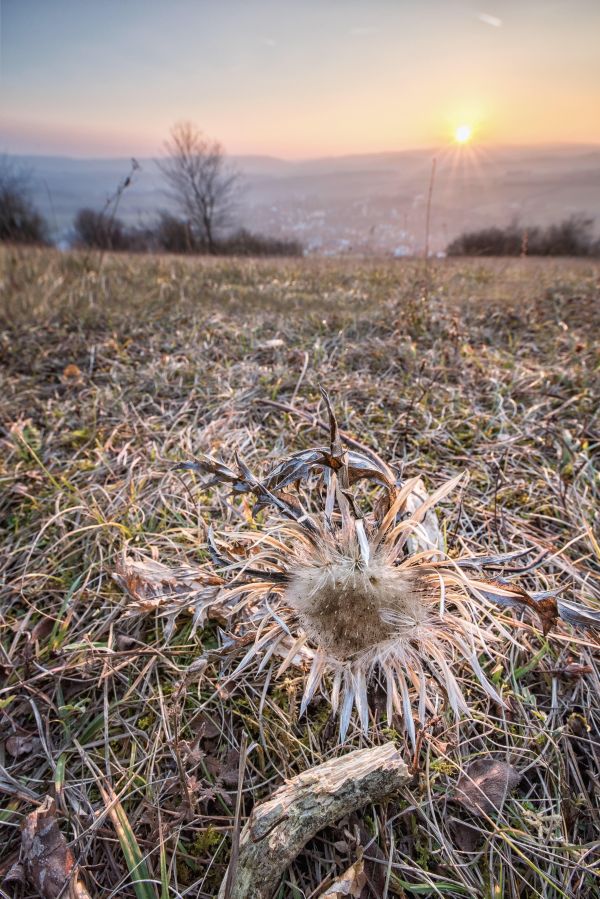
[319,859,367,898]
[21,796,91,898]
[470,578,558,634]
[454,759,521,817]
[349,818,388,896]
[195,713,221,741]
[114,555,223,635]
[217,749,241,786]
[62,364,83,382]
[6,734,41,758]
[178,739,205,766]
[450,818,484,852]
[115,633,140,651]
[3,861,25,886]
[333,839,349,853]
[31,617,56,644]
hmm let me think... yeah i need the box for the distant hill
[6,145,600,253]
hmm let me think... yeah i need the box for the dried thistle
[180,391,599,743]
[113,556,224,639]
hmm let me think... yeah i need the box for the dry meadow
[1,248,599,898]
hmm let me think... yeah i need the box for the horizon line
[4,139,600,165]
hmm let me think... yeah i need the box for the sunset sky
[2,0,599,159]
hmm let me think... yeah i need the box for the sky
[1,0,599,159]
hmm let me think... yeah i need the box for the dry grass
[1,246,599,898]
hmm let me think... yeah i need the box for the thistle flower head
[178,391,599,743]
[287,551,428,661]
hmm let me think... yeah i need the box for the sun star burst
[455,124,472,144]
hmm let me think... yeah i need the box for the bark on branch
[218,741,410,899]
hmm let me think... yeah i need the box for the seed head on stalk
[178,391,599,743]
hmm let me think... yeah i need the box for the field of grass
[1,247,599,898]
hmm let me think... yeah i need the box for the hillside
[8,144,600,253]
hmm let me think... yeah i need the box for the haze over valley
[11,144,600,254]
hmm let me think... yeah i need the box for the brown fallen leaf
[472,578,558,634]
[454,759,521,817]
[21,796,91,899]
[62,364,83,383]
[332,839,349,854]
[31,616,56,644]
[319,858,367,898]
[450,817,484,853]
[196,713,221,741]
[205,748,240,787]
[3,861,25,888]
[349,818,388,897]
[6,733,41,758]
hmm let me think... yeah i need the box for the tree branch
[218,742,410,899]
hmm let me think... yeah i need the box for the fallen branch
[218,741,410,899]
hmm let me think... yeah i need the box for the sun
[454,124,472,144]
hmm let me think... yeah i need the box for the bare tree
[0,156,48,245]
[157,122,238,254]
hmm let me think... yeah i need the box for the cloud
[477,12,502,28]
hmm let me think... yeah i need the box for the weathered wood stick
[218,741,410,899]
